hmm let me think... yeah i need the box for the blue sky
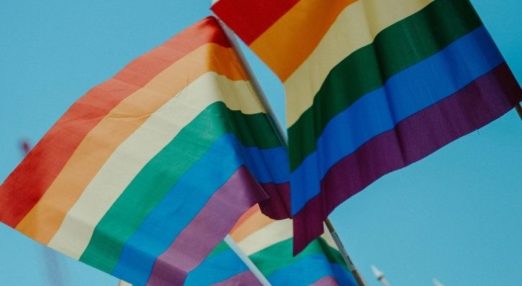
[0,0,520,285]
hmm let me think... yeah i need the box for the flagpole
[326,219,367,286]
[225,236,271,286]
[212,9,367,286]
[211,12,286,143]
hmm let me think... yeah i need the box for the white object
[371,265,391,286]
[225,236,272,286]
[433,278,445,286]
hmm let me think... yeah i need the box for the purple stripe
[213,271,262,286]
[259,182,291,220]
[146,167,267,286]
[313,276,339,286]
[293,63,522,253]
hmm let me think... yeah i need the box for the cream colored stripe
[321,226,339,250]
[285,0,433,126]
[237,220,293,256]
[48,72,264,258]
[16,43,247,244]
[230,206,274,242]
[236,222,337,256]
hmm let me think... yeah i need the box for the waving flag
[0,16,288,285]
[229,205,357,285]
[184,240,263,286]
[212,0,522,252]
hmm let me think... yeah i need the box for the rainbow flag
[120,240,263,286]
[229,205,357,285]
[0,17,288,285]
[212,0,522,252]
[184,240,262,286]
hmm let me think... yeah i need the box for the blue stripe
[267,255,355,286]
[111,134,287,284]
[291,27,504,214]
[241,143,289,184]
[185,246,249,285]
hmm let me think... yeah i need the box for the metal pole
[212,13,287,144]
[225,236,271,286]
[212,9,366,286]
[326,219,367,286]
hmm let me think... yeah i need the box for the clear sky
[0,1,520,285]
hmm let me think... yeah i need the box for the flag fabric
[229,205,357,285]
[178,240,262,286]
[0,16,288,285]
[212,0,522,252]
[120,240,263,286]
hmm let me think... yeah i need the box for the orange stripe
[230,206,273,242]
[230,205,261,233]
[0,17,229,228]
[15,43,248,244]
[250,0,356,81]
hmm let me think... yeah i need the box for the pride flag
[212,0,522,252]
[229,205,357,285]
[181,240,263,286]
[0,17,288,285]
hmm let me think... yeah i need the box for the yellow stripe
[260,0,434,126]
[15,43,249,245]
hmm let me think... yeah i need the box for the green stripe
[288,0,481,170]
[79,101,282,272]
[208,240,231,258]
[249,237,345,277]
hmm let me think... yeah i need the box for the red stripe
[293,63,522,253]
[212,0,299,44]
[164,17,231,50]
[0,16,230,227]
